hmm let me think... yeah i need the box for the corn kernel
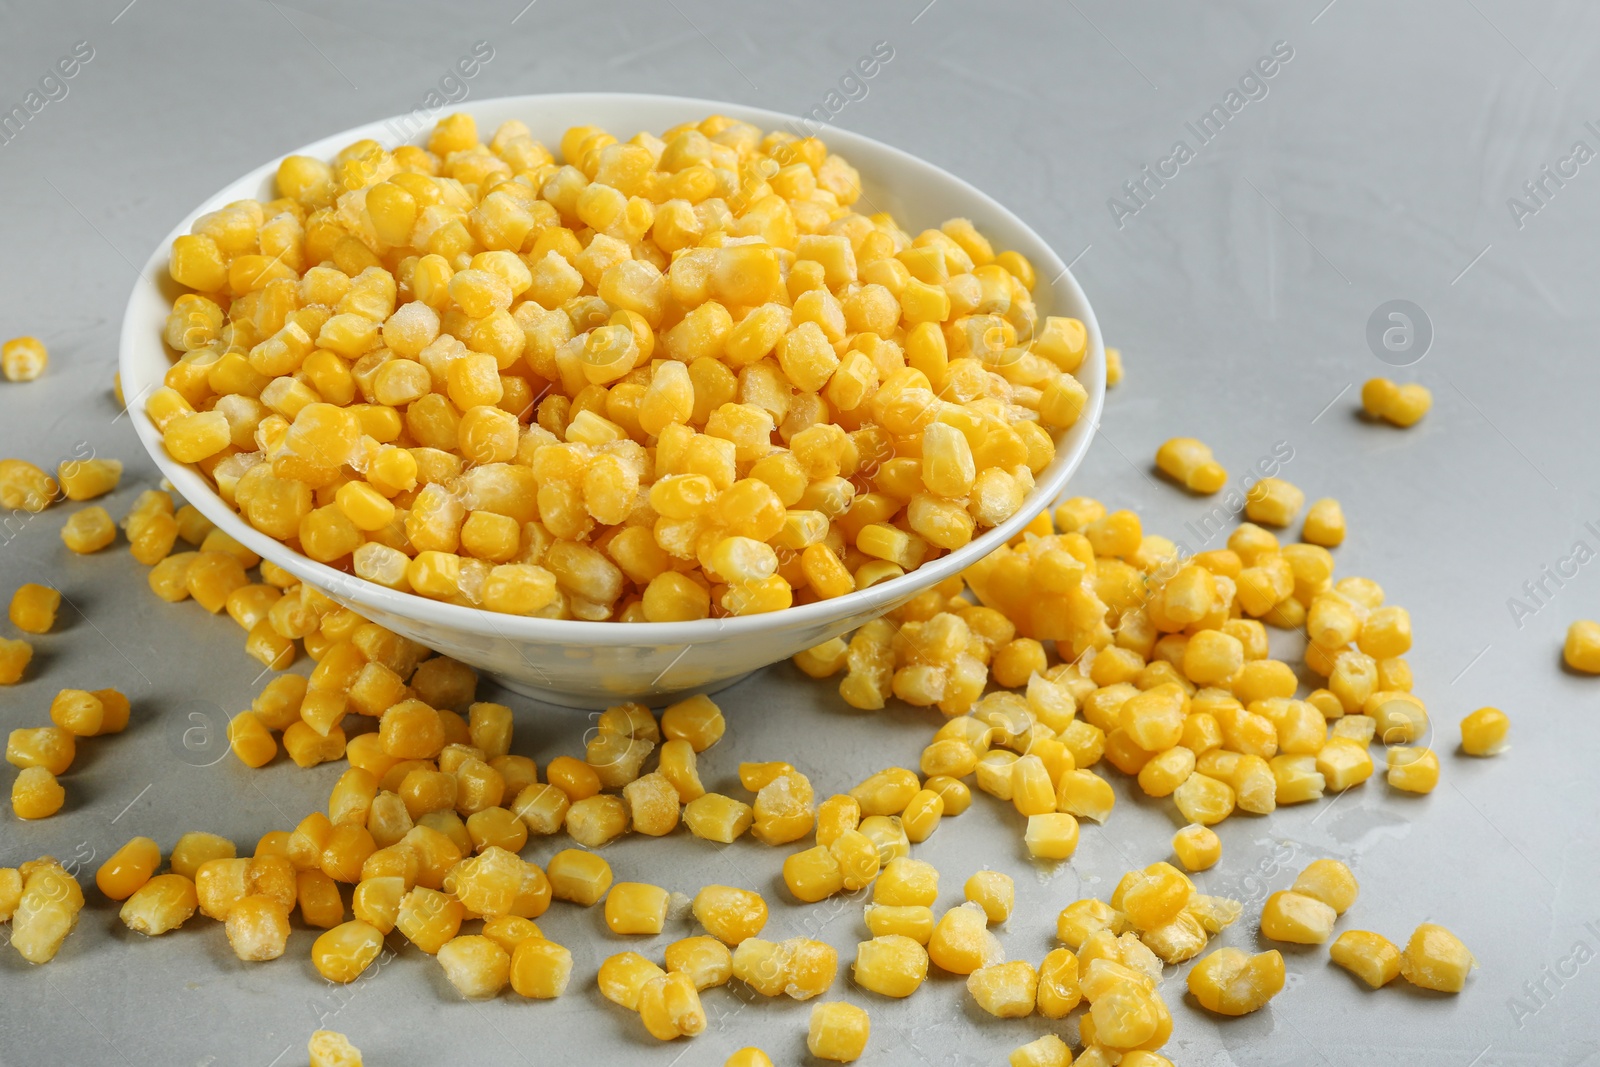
[807,1001,870,1063]
[1565,620,1600,672]
[968,960,1038,1017]
[1172,824,1221,871]
[2,336,48,381]
[1399,922,1475,992]
[510,937,573,998]
[1187,947,1285,1015]
[1329,929,1402,988]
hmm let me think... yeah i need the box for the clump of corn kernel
[150,112,1088,624]
[1361,378,1432,427]
[1,336,48,382]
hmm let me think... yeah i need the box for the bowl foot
[487,668,760,710]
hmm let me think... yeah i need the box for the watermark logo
[166,700,233,768]
[1365,300,1432,367]
[0,41,94,150]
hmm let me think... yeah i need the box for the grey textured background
[2,1,1598,1064]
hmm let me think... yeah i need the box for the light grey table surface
[2,1,1597,1064]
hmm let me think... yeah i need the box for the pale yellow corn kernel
[1386,746,1440,793]
[783,845,845,903]
[120,873,198,936]
[1399,923,1475,992]
[61,505,117,553]
[665,935,733,990]
[693,884,768,945]
[1564,619,1600,672]
[807,1001,870,1063]
[1010,1035,1073,1067]
[873,857,938,907]
[682,792,753,844]
[1172,823,1221,871]
[1358,605,1411,658]
[510,937,573,999]
[1188,947,1285,1015]
[2,336,48,381]
[864,904,935,944]
[968,960,1038,1018]
[1303,497,1345,546]
[307,1030,363,1067]
[599,951,667,1009]
[964,870,1015,924]
[546,849,612,906]
[1329,929,1402,988]
[0,458,59,512]
[1022,813,1078,860]
[1155,437,1227,494]
[1362,377,1432,427]
[435,934,512,998]
[900,789,944,843]
[1243,478,1304,527]
[623,772,681,837]
[225,894,291,961]
[929,903,1003,974]
[1459,706,1510,756]
[852,934,929,998]
[1292,859,1359,915]
[1260,890,1337,944]
[9,583,60,634]
[312,920,385,984]
[601,881,668,936]
[57,458,122,501]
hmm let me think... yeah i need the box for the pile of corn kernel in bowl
[3,108,1578,1067]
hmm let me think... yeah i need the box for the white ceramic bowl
[120,93,1104,709]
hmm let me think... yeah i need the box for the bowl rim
[119,91,1104,648]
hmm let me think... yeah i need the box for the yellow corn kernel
[624,771,681,836]
[225,894,291,960]
[510,937,574,998]
[120,873,198,936]
[929,903,1001,975]
[1260,890,1337,945]
[1329,929,1402,988]
[807,1001,870,1063]
[603,881,670,935]
[1399,923,1475,992]
[1243,478,1304,528]
[639,971,708,1040]
[968,959,1038,1018]
[725,1050,774,1067]
[11,860,85,962]
[437,934,511,998]
[1459,706,1509,756]
[57,458,122,501]
[851,934,928,997]
[1564,619,1600,672]
[313,920,385,983]
[1292,859,1359,914]
[0,458,58,512]
[1056,899,1126,951]
[783,845,845,903]
[964,870,1015,924]
[1011,1035,1073,1067]
[660,693,725,751]
[1024,813,1079,860]
[1386,746,1439,793]
[1188,947,1285,1015]
[1302,497,1345,546]
[546,849,612,906]
[2,336,48,381]
[1172,824,1221,871]
[9,582,60,634]
[60,506,117,553]
[307,1031,363,1067]
[1035,947,1082,1018]
[1362,377,1432,426]
[96,836,162,901]
[863,904,935,944]
[599,951,667,1008]
[12,766,64,818]
[665,935,734,990]
[1155,437,1226,494]
[1056,769,1116,823]
[396,886,465,953]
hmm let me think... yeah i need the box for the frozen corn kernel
[1024,813,1079,860]
[639,971,708,1040]
[660,693,725,751]
[852,934,929,998]
[1362,377,1431,427]
[437,934,511,998]
[12,767,65,819]
[1036,946,1082,1018]
[692,884,767,945]
[1292,859,1359,914]
[0,458,57,512]
[1244,478,1304,528]
[807,1001,870,1063]
[1330,929,1401,988]
[968,960,1038,1018]
[1172,824,1221,871]
[1,336,47,381]
[1260,891,1337,945]
[510,938,573,999]
[1155,437,1227,494]
[61,506,117,553]
[964,870,1015,924]
[50,689,104,740]
[9,582,60,634]
[545,849,612,906]
[1011,1035,1073,1067]
[1386,746,1440,793]
[1460,706,1509,756]
[313,920,385,983]
[11,861,84,962]
[225,894,291,960]
[308,1030,363,1067]
[725,1050,773,1067]
[57,458,122,501]
[605,881,670,935]
[120,873,198,936]
[929,903,1001,975]
[665,935,733,990]
[1399,923,1475,992]
[1303,497,1345,546]
[1187,947,1285,1015]
[1565,620,1600,672]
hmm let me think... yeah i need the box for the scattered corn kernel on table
[4,1,1599,1064]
